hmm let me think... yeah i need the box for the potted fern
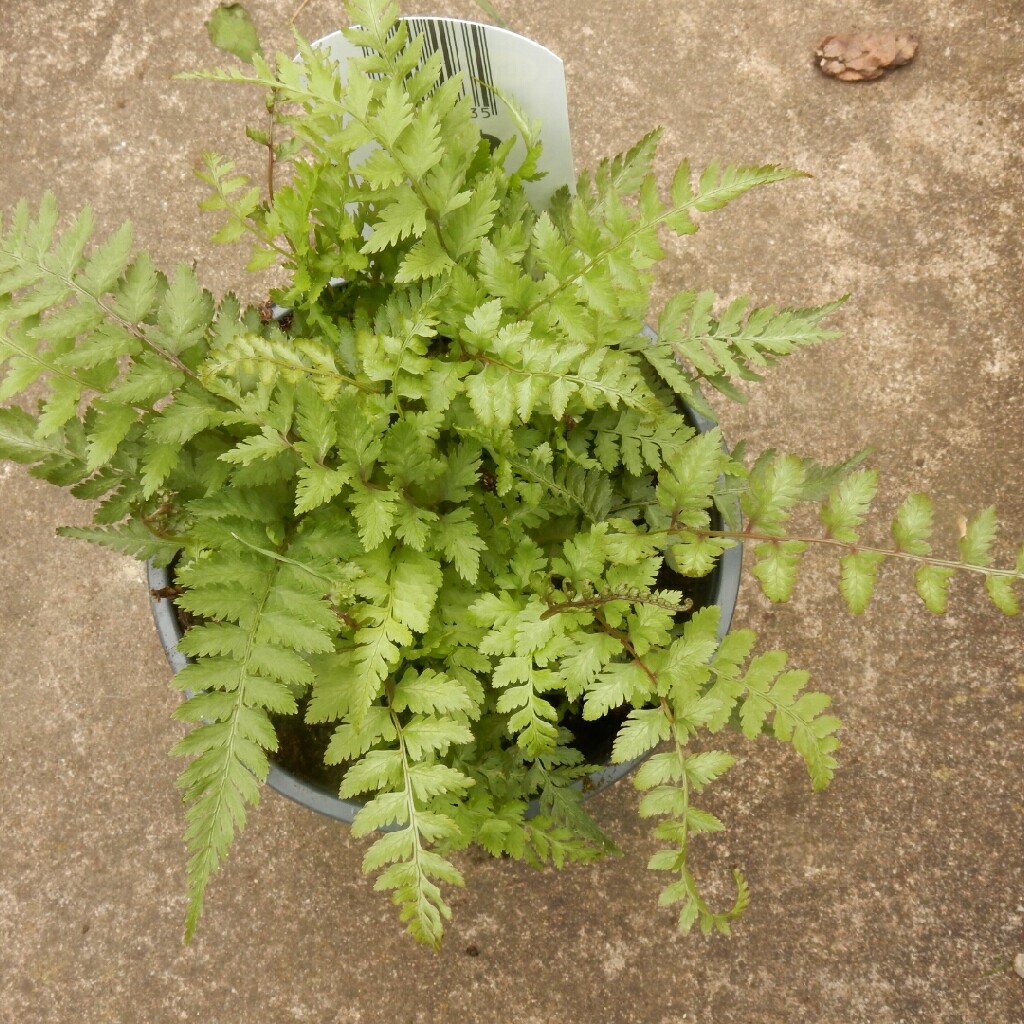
[0,0,1020,950]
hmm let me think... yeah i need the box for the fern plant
[1,0,1021,949]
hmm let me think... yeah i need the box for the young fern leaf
[959,506,997,566]
[682,460,1024,614]
[632,708,748,936]
[839,550,886,614]
[343,546,444,725]
[472,594,566,755]
[741,450,811,598]
[751,539,807,602]
[820,468,878,544]
[707,640,840,789]
[196,152,267,248]
[591,407,696,476]
[821,469,883,612]
[528,159,803,344]
[891,496,966,612]
[58,521,181,567]
[675,162,807,215]
[0,198,114,417]
[738,654,840,789]
[351,689,471,949]
[573,602,751,936]
[986,541,1024,615]
[0,195,216,442]
[891,492,933,556]
[657,291,845,395]
[914,564,955,613]
[884,496,1019,614]
[742,452,806,535]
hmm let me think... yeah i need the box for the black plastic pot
[148,397,742,825]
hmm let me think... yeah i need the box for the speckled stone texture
[1,2,1022,1022]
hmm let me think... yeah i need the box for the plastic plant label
[313,17,575,210]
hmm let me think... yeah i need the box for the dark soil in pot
[271,700,346,792]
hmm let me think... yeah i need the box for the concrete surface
[1,1,1022,1022]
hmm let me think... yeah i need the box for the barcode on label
[362,19,499,119]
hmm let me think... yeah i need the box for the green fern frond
[0,406,90,485]
[591,407,696,475]
[656,291,845,394]
[504,451,614,523]
[57,521,181,566]
[631,701,748,936]
[170,534,341,941]
[351,688,470,949]
[732,651,840,789]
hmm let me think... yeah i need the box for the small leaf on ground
[206,4,262,63]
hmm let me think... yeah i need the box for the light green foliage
[205,4,262,64]
[751,539,807,602]
[820,469,878,544]
[648,292,845,402]
[171,527,340,940]
[839,550,886,614]
[1,0,1020,950]
[718,454,1022,616]
[892,492,934,556]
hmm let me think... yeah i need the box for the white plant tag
[312,17,575,210]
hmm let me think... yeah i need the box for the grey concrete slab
[1,1,1022,1022]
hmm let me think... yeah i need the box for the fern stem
[594,609,659,689]
[689,527,1023,580]
[541,590,693,621]
[266,95,278,202]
